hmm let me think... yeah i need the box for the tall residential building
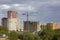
[24,21,41,32]
[8,11,18,18]
[7,11,20,31]
[47,22,60,30]
[2,18,7,27]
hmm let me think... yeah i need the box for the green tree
[0,26,8,35]
[8,31,18,40]
[52,29,60,40]
[34,36,42,40]
[39,24,54,40]
[19,32,34,40]
[45,24,54,40]
[23,33,34,40]
[18,34,24,40]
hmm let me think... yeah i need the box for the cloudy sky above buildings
[0,0,60,26]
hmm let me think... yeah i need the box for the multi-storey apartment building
[2,18,7,27]
[24,21,41,32]
[47,22,60,30]
[7,11,20,31]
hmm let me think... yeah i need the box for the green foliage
[38,24,54,40]
[0,26,8,34]
[54,29,60,35]
[19,32,42,40]
[52,29,60,40]
[44,24,53,33]
[52,35,57,40]
[38,24,60,40]
[34,36,42,40]
[18,34,24,40]
[8,31,18,40]
[19,33,34,40]
[44,25,54,40]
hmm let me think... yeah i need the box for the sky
[0,0,60,26]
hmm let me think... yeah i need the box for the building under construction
[24,21,41,32]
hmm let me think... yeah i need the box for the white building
[7,11,20,31]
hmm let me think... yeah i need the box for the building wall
[47,22,60,30]
[24,21,41,32]
[2,18,7,27]
[37,22,41,31]
[53,23,60,29]
[16,18,20,31]
[7,18,17,31]
[7,11,20,31]
[8,11,18,18]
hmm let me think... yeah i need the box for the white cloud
[16,5,35,11]
[17,6,26,10]
[12,4,20,7]
[0,4,36,11]
[13,4,35,11]
[12,4,25,7]
[27,6,35,10]
[0,5,10,9]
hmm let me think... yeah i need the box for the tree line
[0,25,60,40]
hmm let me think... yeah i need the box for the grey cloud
[0,0,60,4]
[35,1,60,23]
[0,0,60,25]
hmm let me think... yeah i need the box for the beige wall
[47,22,60,30]
[7,11,20,31]
[7,18,20,31]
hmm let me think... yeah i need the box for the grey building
[2,18,8,27]
[24,21,41,32]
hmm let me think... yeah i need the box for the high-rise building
[8,11,18,18]
[7,11,20,31]
[2,18,7,27]
[24,21,41,32]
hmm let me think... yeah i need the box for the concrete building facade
[2,18,7,27]
[7,11,20,31]
[47,22,60,30]
[24,21,41,32]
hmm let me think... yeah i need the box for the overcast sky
[0,0,60,26]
